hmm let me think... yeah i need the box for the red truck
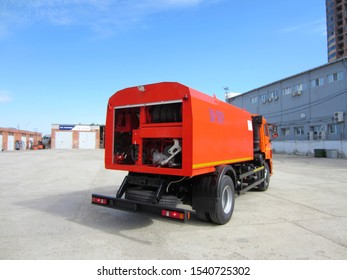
[92,82,275,224]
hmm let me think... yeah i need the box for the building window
[250,96,258,104]
[268,90,279,101]
[292,83,304,96]
[281,128,290,136]
[274,90,279,100]
[328,53,336,61]
[282,87,292,95]
[328,124,337,134]
[310,77,324,87]
[328,71,344,83]
[328,45,336,52]
[309,125,325,140]
[310,125,322,133]
[295,127,305,136]
[260,94,267,103]
[328,37,335,45]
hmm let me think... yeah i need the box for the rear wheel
[195,210,212,222]
[209,175,235,225]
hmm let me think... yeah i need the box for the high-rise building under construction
[326,0,347,62]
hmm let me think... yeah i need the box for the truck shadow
[17,185,214,243]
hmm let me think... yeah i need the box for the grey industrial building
[326,0,347,62]
[226,58,347,157]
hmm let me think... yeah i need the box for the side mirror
[269,124,278,139]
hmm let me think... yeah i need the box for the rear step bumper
[91,194,191,222]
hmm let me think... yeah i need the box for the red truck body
[94,82,274,224]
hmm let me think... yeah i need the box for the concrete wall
[273,140,347,158]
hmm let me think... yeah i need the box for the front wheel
[209,175,235,225]
[257,162,270,191]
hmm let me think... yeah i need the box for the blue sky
[1,0,327,134]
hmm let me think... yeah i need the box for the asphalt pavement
[0,149,346,260]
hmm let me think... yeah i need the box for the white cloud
[0,91,12,103]
[280,19,327,37]
[0,0,215,37]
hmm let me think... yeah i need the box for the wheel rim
[264,166,269,186]
[222,185,232,214]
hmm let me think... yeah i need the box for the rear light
[92,197,108,205]
[161,209,189,220]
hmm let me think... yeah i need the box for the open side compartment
[113,107,140,165]
[113,102,183,169]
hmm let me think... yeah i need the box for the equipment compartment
[113,104,183,168]
[114,107,140,165]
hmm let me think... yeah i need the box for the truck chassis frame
[91,159,268,223]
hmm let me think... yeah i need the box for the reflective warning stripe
[193,157,253,169]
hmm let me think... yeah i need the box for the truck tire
[195,210,212,222]
[209,175,235,225]
[125,189,179,207]
[257,162,270,191]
